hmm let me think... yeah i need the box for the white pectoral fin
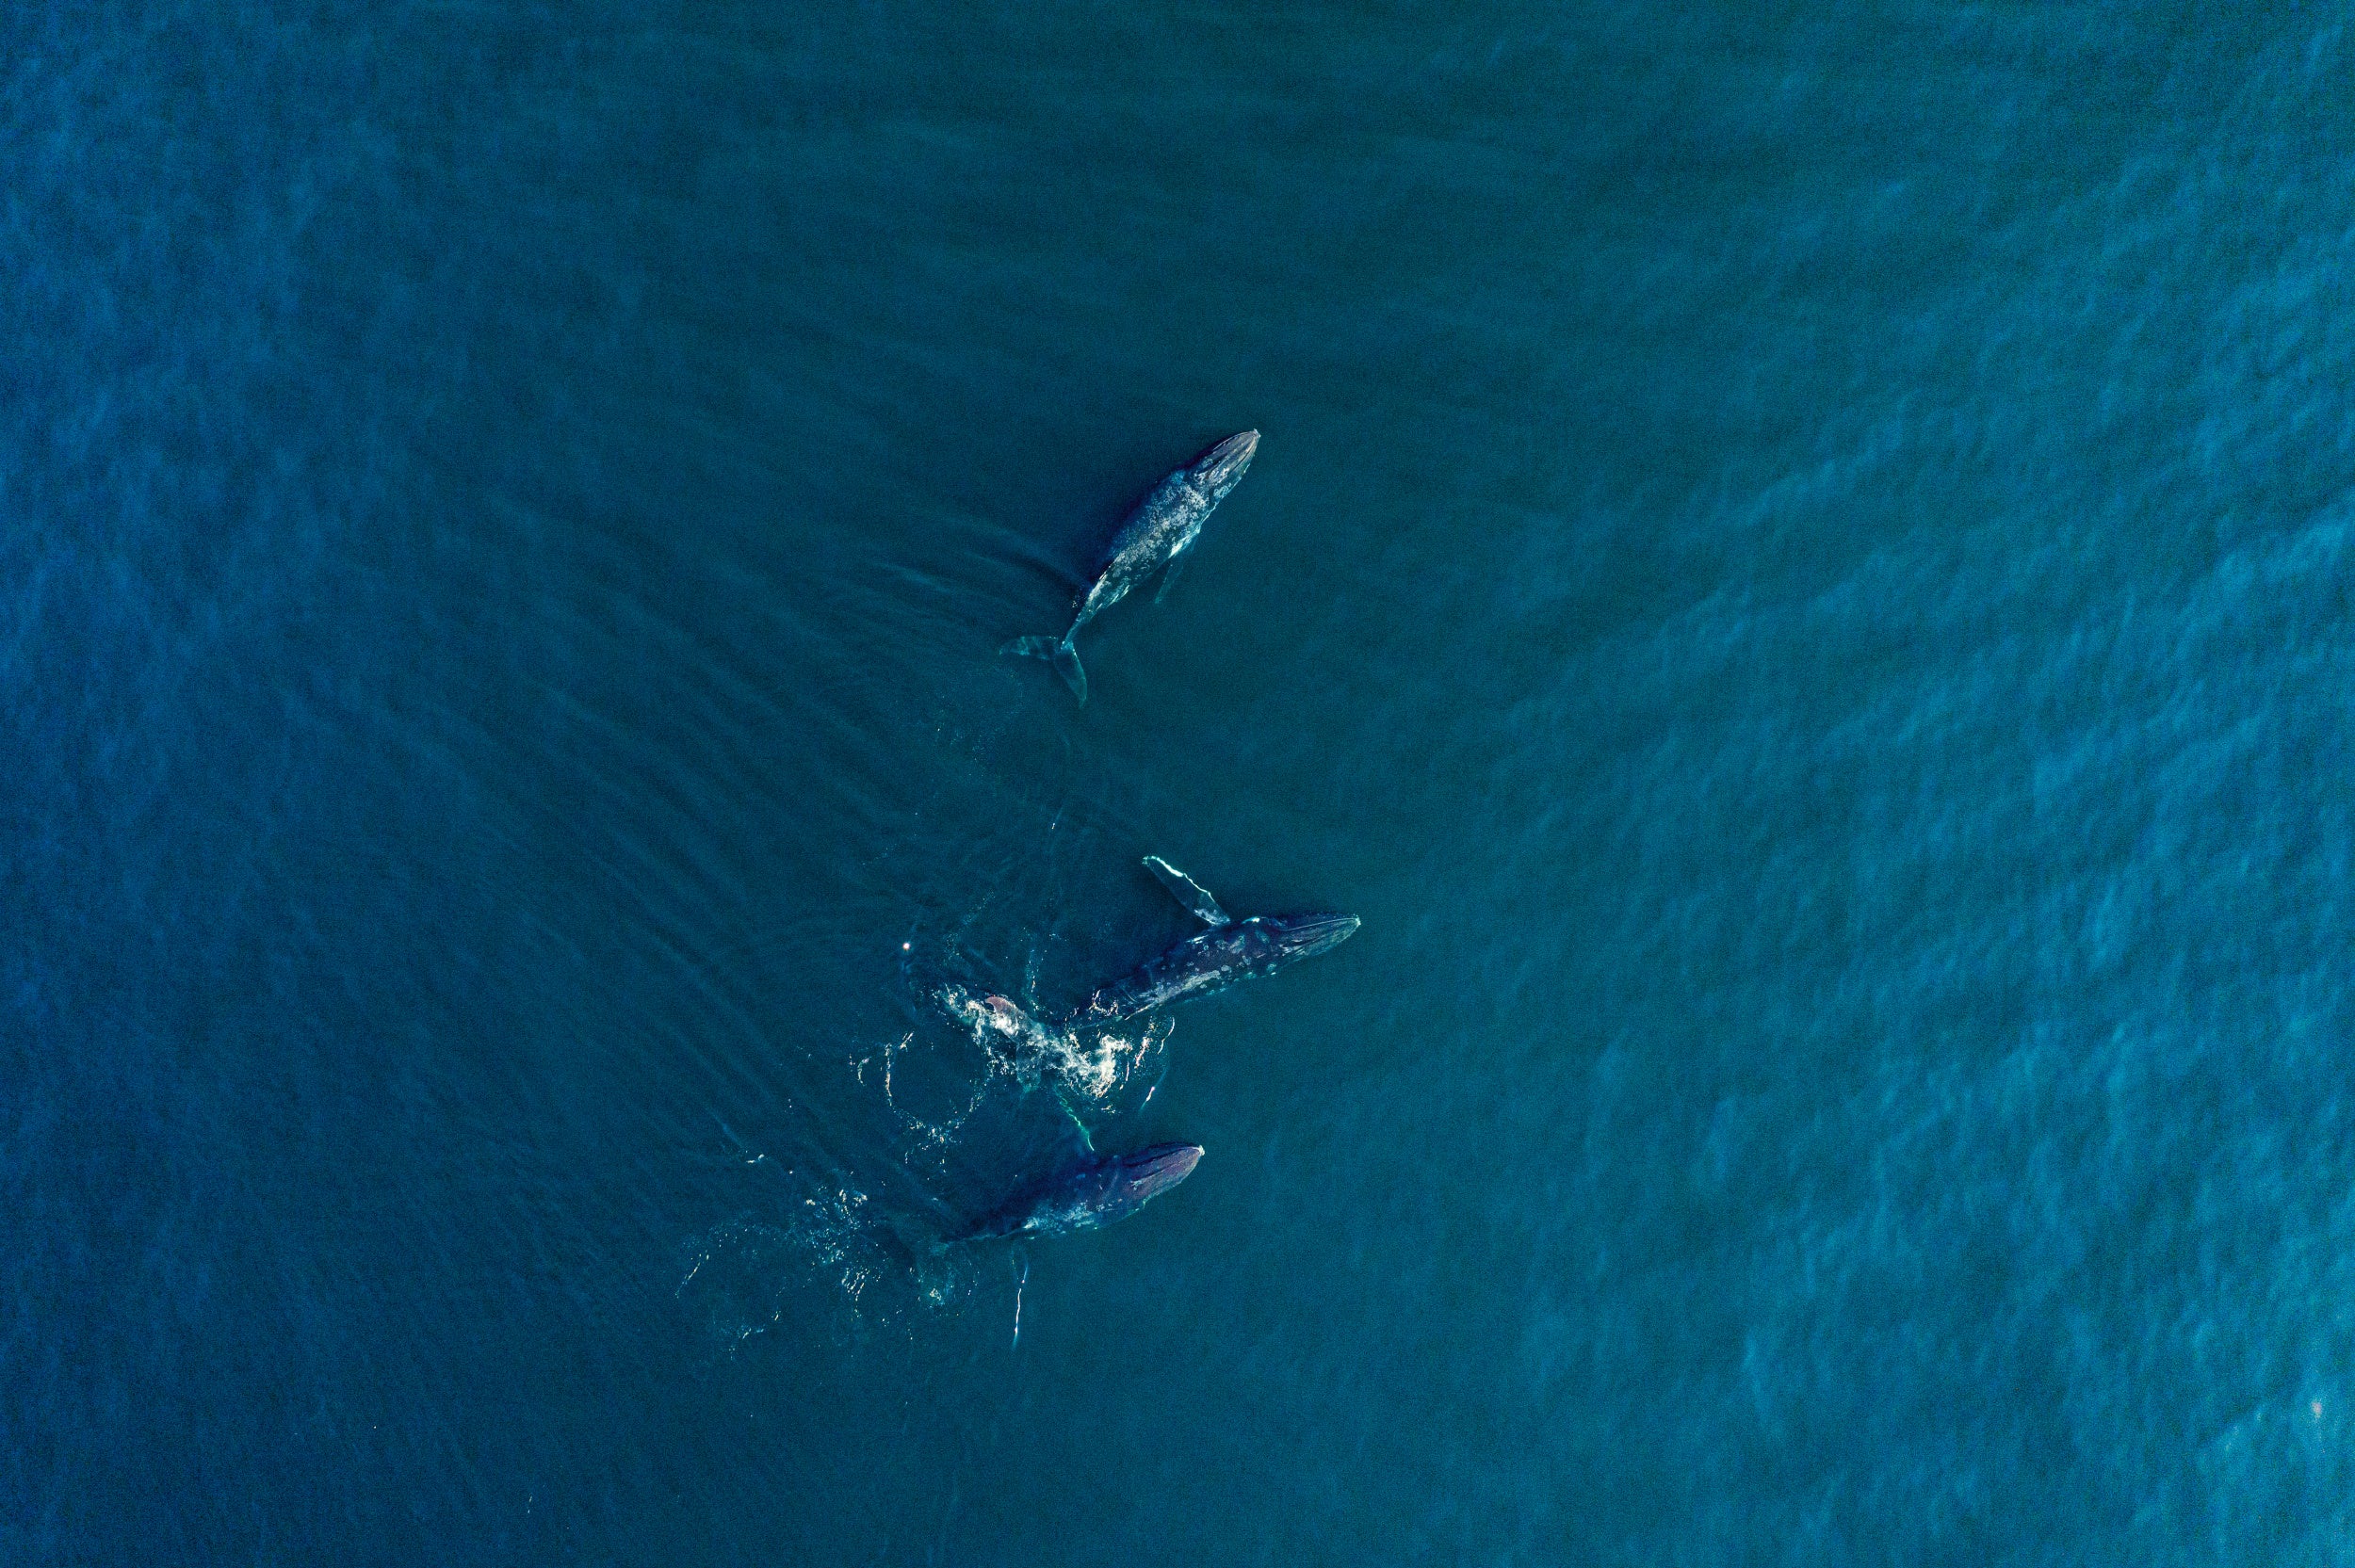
[1144,856,1229,926]
[1152,544,1189,605]
[1053,1087,1096,1153]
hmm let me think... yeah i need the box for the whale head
[1270,912,1360,962]
[1192,429,1259,499]
[1115,1142,1204,1205]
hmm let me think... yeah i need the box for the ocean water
[8,1,2355,1561]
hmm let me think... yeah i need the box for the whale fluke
[1144,856,1228,926]
[1003,634,1087,703]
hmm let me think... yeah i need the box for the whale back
[964,1143,1204,1240]
[1074,912,1356,1024]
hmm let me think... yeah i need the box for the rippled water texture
[8,3,2354,1562]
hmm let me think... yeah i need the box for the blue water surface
[8,2,2354,1562]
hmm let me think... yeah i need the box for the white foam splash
[936,983,1171,1110]
[854,1028,988,1152]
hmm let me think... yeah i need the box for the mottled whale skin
[1005,430,1259,703]
[958,1142,1204,1241]
[1075,857,1359,1025]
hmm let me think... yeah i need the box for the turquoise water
[9,2,2355,1560]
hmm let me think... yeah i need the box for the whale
[1005,430,1259,703]
[1074,857,1359,1025]
[956,1141,1203,1242]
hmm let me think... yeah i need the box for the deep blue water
[8,3,2355,1561]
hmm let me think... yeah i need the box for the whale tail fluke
[1003,634,1087,703]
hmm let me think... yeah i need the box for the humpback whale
[1005,430,1259,703]
[1075,857,1359,1025]
[957,1142,1203,1242]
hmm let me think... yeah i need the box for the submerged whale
[957,1142,1203,1242]
[1075,857,1359,1025]
[1005,430,1259,703]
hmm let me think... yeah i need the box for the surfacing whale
[1074,857,1359,1025]
[955,1141,1203,1242]
[942,984,1173,1107]
[1005,430,1259,703]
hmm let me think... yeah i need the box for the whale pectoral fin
[1052,1087,1096,1154]
[1152,547,1188,606]
[1144,855,1229,926]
